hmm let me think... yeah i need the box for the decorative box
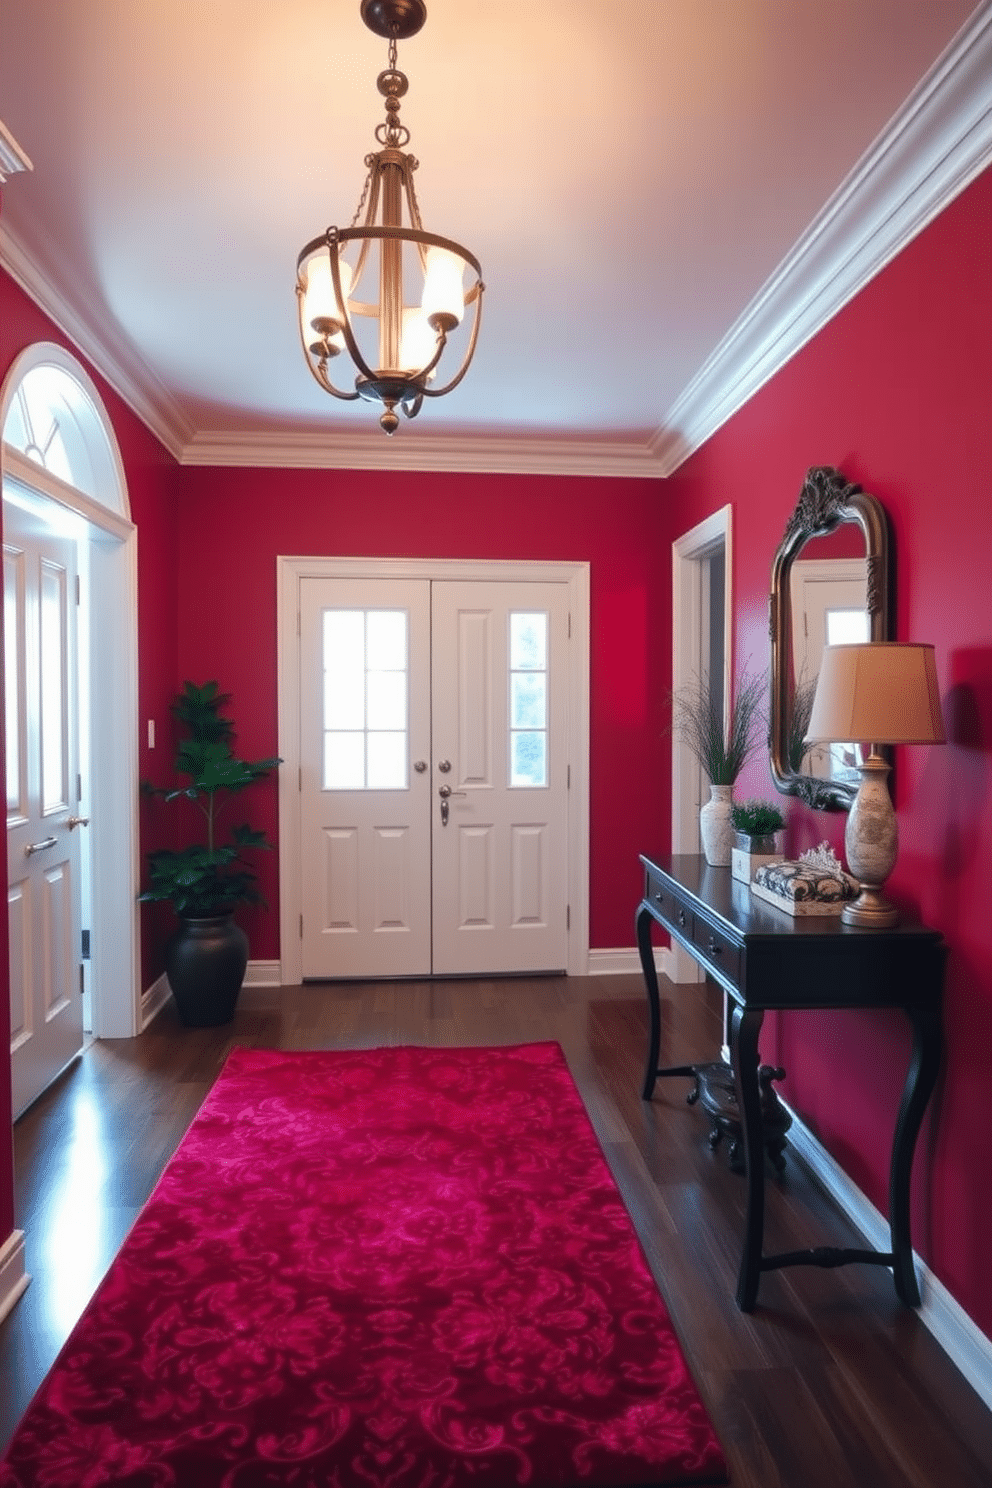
[751,843,858,917]
[731,831,782,884]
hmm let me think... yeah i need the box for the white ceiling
[0,1,989,476]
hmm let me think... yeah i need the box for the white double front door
[296,574,571,978]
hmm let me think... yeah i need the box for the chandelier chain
[350,163,375,229]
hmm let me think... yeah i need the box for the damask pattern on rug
[1,1042,727,1487]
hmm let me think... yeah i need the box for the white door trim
[670,506,732,985]
[277,556,590,984]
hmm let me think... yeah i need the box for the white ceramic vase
[700,783,734,866]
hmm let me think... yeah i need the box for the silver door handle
[68,816,90,830]
[24,835,58,857]
[438,782,466,827]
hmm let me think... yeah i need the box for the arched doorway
[2,344,139,1115]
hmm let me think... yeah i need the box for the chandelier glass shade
[296,0,483,435]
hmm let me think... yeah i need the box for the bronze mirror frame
[769,465,893,811]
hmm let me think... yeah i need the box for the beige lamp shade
[805,643,945,747]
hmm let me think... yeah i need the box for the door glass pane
[367,670,406,731]
[510,612,546,670]
[509,612,547,787]
[322,608,408,789]
[823,610,870,778]
[826,608,870,645]
[325,732,364,790]
[367,732,406,789]
[512,731,546,786]
[40,561,67,812]
[367,610,406,671]
[324,611,365,729]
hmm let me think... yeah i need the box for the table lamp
[804,642,945,927]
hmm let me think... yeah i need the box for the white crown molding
[180,426,664,478]
[0,222,193,461]
[4,2,991,479]
[0,118,32,182]
[653,0,992,476]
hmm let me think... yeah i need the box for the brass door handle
[68,816,90,830]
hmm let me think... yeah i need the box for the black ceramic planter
[165,913,248,1027]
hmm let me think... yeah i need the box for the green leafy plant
[139,681,281,919]
[669,669,765,785]
[730,798,785,838]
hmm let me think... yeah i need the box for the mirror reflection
[769,467,892,811]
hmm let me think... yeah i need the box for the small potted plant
[730,798,786,883]
[669,669,765,865]
[139,681,281,1027]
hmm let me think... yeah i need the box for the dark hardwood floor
[2,971,991,1485]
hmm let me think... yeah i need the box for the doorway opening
[2,344,140,1086]
[670,506,732,986]
[278,556,590,983]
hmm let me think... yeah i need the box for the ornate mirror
[769,466,892,810]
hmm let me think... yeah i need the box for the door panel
[5,501,83,1118]
[430,581,568,975]
[299,578,432,978]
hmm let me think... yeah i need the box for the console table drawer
[690,916,742,987]
[644,872,691,935]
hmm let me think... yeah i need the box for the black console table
[636,853,945,1312]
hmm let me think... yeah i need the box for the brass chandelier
[296,0,484,435]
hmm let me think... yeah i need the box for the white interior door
[297,575,570,978]
[5,501,84,1117]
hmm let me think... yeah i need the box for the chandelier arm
[295,281,361,402]
[422,285,485,398]
[310,367,362,401]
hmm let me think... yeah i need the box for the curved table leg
[731,1003,766,1312]
[637,902,661,1099]
[889,1000,943,1306]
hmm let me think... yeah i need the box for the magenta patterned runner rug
[1,1043,727,1487]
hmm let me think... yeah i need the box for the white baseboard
[140,972,171,1029]
[244,960,282,988]
[142,960,284,1026]
[586,946,673,977]
[583,951,992,1410]
[786,1106,992,1412]
[0,1229,30,1325]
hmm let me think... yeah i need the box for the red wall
[173,465,671,958]
[3,154,992,1346]
[664,163,992,1337]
